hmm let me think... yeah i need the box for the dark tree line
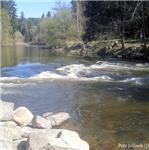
[72,1,149,48]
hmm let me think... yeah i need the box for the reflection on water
[1,46,149,150]
[1,45,80,67]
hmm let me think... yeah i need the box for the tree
[41,13,45,19]
[1,0,18,36]
[0,8,14,45]
[75,1,149,48]
[46,11,51,17]
[39,7,78,47]
[18,11,26,35]
[8,0,18,34]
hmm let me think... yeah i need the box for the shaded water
[1,45,149,150]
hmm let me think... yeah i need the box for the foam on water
[122,77,143,85]
[1,61,149,85]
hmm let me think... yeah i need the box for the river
[1,45,149,150]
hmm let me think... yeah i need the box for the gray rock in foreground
[0,100,14,121]
[29,129,89,150]
[0,100,90,150]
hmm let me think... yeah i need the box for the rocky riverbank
[0,100,89,150]
[65,41,149,60]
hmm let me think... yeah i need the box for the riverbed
[1,45,149,150]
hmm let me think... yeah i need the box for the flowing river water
[1,45,149,150]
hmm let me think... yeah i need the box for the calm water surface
[1,45,149,150]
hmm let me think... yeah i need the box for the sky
[15,0,72,18]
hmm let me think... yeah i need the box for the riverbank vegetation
[1,0,149,59]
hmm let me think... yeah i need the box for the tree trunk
[76,1,80,39]
[121,21,125,49]
[141,3,147,49]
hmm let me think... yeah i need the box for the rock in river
[32,115,52,129]
[13,107,34,126]
[43,112,70,127]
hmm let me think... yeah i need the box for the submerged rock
[44,112,70,127]
[13,107,34,126]
[32,115,51,129]
[0,100,14,121]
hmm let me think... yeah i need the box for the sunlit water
[1,45,149,150]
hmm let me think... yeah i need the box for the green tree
[1,0,18,36]
[76,1,149,48]
[46,11,51,17]
[41,13,45,19]
[39,8,78,47]
[0,8,14,45]
[8,0,18,34]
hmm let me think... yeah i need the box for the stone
[45,112,70,127]
[0,126,21,140]
[13,138,29,150]
[28,130,50,150]
[0,100,14,121]
[13,107,34,126]
[0,138,13,150]
[0,121,18,128]
[113,40,119,47]
[32,115,52,129]
[28,129,89,150]
[20,126,47,138]
[28,129,62,150]
[45,129,89,150]
[42,112,54,118]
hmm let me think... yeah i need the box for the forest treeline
[1,0,149,52]
[76,1,149,49]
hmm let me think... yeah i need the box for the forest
[1,0,149,59]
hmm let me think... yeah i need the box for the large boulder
[45,130,89,150]
[13,107,33,126]
[28,129,89,150]
[0,127,29,150]
[32,115,52,129]
[43,112,70,127]
[28,130,50,150]
[0,100,14,121]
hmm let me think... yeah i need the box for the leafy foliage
[1,8,14,45]
[38,8,78,47]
